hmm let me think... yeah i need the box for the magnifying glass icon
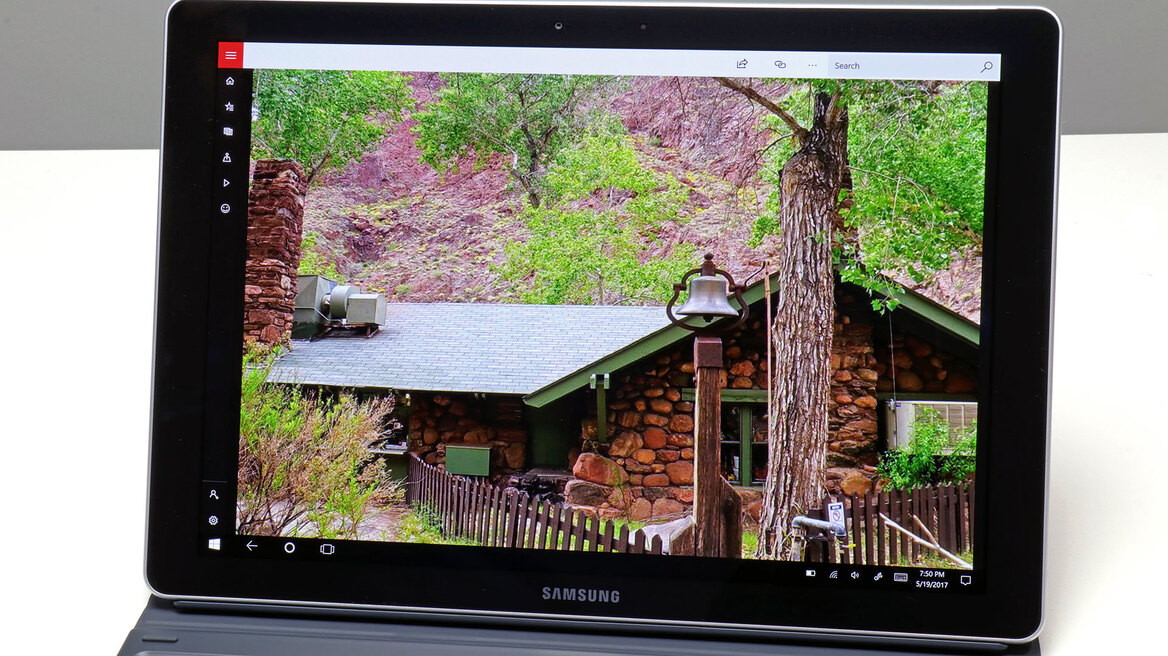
[980,61,993,74]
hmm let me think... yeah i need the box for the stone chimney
[243,159,307,346]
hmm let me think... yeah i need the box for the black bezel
[148,0,1059,643]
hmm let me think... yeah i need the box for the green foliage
[237,352,396,538]
[742,529,760,559]
[251,69,412,184]
[297,230,344,282]
[877,407,977,490]
[397,504,480,546]
[747,214,779,249]
[412,73,607,206]
[751,79,987,302]
[843,81,987,281]
[499,122,696,304]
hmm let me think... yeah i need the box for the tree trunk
[757,93,849,560]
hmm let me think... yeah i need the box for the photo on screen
[238,68,984,569]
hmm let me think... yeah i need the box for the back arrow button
[246,540,258,552]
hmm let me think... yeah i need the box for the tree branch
[713,77,808,141]
[879,512,972,569]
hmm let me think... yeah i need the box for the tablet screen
[213,40,991,591]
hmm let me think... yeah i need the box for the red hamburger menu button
[218,42,244,68]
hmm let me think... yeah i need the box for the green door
[526,397,579,468]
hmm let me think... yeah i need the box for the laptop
[122,1,1060,653]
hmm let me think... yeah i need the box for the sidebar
[201,51,252,554]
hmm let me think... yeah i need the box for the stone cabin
[264,274,979,522]
[250,158,979,523]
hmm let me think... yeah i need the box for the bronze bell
[676,274,738,319]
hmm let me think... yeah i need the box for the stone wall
[407,393,527,480]
[824,291,881,496]
[567,317,771,521]
[874,331,978,396]
[566,285,978,519]
[244,159,307,346]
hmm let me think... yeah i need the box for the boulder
[607,431,642,458]
[643,473,670,487]
[840,470,873,497]
[617,411,640,428]
[665,461,694,485]
[854,396,878,409]
[572,453,629,486]
[905,336,933,358]
[744,499,763,524]
[731,376,754,389]
[643,413,669,427]
[669,414,694,433]
[895,370,924,392]
[642,427,668,449]
[629,498,653,521]
[504,443,525,469]
[945,370,977,394]
[641,487,668,502]
[632,449,656,465]
[650,399,674,414]
[652,498,686,517]
[729,360,756,377]
[656,449,680,463]
[565,479,610,506]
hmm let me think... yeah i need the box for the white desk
[0,136,1164,653]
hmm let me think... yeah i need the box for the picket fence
[406,455,664,554]
[804,482,975,566]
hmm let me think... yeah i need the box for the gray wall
[1,0,1164,149]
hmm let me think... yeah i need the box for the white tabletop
[0,135,1165,653]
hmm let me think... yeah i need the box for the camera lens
[554,22,564,30]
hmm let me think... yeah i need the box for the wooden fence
[803,483,974,566]
[406,455,664,554]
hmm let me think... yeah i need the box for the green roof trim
[522,272,979,409]
[523,321,697,408]
[680,388,768,403]
[884,286,980,347]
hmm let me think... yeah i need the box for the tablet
[145,0,1060,647]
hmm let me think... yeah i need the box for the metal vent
[883,400,977,451]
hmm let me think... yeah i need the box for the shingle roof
[266,303,670,395]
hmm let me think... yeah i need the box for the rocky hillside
[298,74,981,320]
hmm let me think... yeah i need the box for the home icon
[226,77,235,86]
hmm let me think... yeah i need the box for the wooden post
[694,335,723,557]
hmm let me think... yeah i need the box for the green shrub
[297,230,344,282]
[877,407,976,490]
[237,353,395,538]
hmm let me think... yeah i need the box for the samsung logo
[541,586,621,603]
